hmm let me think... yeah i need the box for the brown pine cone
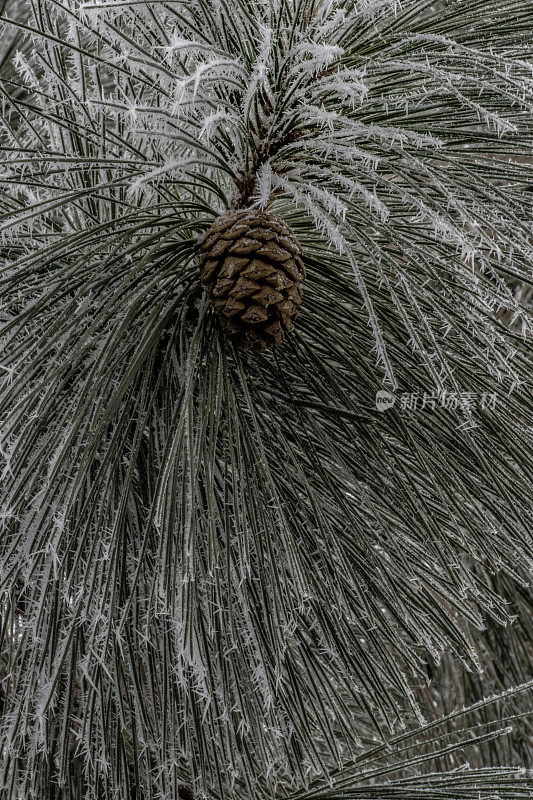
[198,208,305,350]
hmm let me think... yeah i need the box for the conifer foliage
[0,0,532,798]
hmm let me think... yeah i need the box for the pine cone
[198,208,305,350]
